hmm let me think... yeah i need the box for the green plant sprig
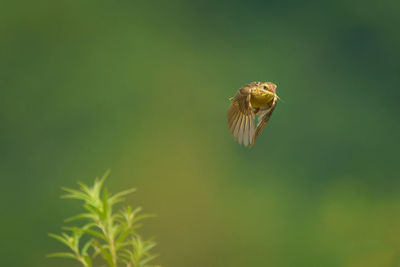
[47,171,160,267]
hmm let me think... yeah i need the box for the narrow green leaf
[81,222,97,231]
[61,226,81,232]
[83,228,107,240]
[100,169,111,183]
[94,243,114,267]
[61,187,92,203]
[48,233,73,250]
[81,239,93,255]
[77,181,92,196]
[93,170,110,198]
[133,214,156,223]
[46,252,77,259]
[132,206,143,215]
[139,253,158,265]
[143,242,157,252]
[131,223,143,231]
[109,188,136,204]
[116,229,132,245]
[65,213,96,222]
[83,204,103,217]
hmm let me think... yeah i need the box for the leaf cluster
[47,171,160,267]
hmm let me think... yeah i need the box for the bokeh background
[2,1,400,266]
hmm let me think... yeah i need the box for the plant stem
[109,237,117,267]
[78,256,89,267]
[100,222,117,267]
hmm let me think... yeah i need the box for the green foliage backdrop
[1,1,400,266]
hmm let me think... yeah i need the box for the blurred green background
[1,0,400,266]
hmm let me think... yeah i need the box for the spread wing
[251,97,277,147]
[227,88,255,147]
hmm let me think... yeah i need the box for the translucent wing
[227,87,255,147]
[251,97,277,146]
